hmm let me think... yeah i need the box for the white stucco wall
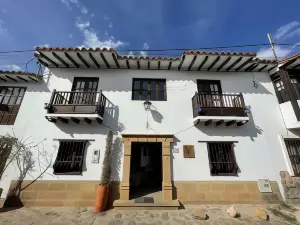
[0,68,292,198]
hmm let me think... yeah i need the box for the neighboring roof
[279,53,300,69]
[0,70,41,83]
[34,47,277,72]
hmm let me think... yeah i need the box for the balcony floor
[193,115,249,126]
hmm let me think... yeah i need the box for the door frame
[120,134,174,201]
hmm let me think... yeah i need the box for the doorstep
[113,199,180,210]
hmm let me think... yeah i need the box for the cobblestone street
[0,204,299,225]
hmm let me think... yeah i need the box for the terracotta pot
[94,184,109,212]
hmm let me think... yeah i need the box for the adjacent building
[0,47,297,208]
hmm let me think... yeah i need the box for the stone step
[113,199,180,210]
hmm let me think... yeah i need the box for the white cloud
[5,64,21,71]
[61,0,72,9]
[76,20,90,29]
[80,6,88,14]
[274,21,300,40]
[143,43,149,50]
[69,34,73,38]
[283,27,300,40]
[108,22,113,29]
[257,46,293,60]
[128,51,134,56]
[140,51,147,56]
[0,20,8,36]
[81,30,126,48]
[139,43,150,56]
[103,15,109,20]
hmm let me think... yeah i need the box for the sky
[0,0,300,72]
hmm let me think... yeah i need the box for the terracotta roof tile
[183,50,257,57]
[279,53,300,64]
[36,47,115,52]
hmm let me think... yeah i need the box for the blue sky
[0,0,300,72]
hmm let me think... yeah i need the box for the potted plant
[94,130,113,212]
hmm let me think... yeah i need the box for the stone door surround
[120,134,174,201]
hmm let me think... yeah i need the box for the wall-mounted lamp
[143,100,152,111]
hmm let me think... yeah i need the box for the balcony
[192,93,249,126]
[45,89,107,124]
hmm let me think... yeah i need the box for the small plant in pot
[94,130,113,212]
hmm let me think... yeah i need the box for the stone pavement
[0,204,298,225]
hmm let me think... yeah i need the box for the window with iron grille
[0,87,26,125]
[132,78,166,101]
[284,139,300,176]
[207,142,239,176]
[53,141,87,175]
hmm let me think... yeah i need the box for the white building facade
[0,47,296,207]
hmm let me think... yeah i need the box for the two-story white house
[0,47,296,208]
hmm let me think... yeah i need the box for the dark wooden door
[197,80,222,107]
[70,77,98,104]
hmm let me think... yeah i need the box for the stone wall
[5,180,282,207]
[280,171,300,204]
[5,180,120,207]
[174,181,282,204]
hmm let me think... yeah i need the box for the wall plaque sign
[183,145,195,158]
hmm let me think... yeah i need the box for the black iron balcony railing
[47,89,107,118]
[192,93,246,118]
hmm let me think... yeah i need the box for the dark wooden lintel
[226,120,236,126]
[178,55,185,70]
[100,53,110,68]
[70,117,80,124]
[89,53,100,68]
[84,118,92,124]
[137,60,140,69]
[16,76,28,82]
[216,120,224,126]
[168,62,172,70]
[77,52,90,68]
[39,52,58,67]
[226,57,242,71]
[112,53,120,68]
[282,58,298,69]
[217,56,231,71]
[205,120,212,126]
[126,60,130,69]
[235,57,254,71]
[258,65,268,72]
[208,56,220,71]
[198,56,208,71]
[96,118,103,124]
[65,52,79,68]
[58,117,68,124]
[188,55,197,71]
[0,77,7,82]
[52,52,69,68]
[5,75,17,82]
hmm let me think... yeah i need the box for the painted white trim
[45,113,103,120]
[278,134,295,176]
[193,116,249,123]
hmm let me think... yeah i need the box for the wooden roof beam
[89,53,100,68]
[245,63,257,71]
[100,53,110,68]
[65,52,79,68]
[5,75,17,82]
[38,59,48,67]
[217,56,231,71]
[0,77,7,82]
[188,55,197,71]
[77,53,90,68]
[235,57,254,71]
[52,52,69,68]
[137,60,140,69]
[292,63,300,69]
[126,60,130,69]
[112,53,120,68]
[178,55,185,70]
[39,52,58,67]
[16,76,28,82]
[226,57,242,71]
[281,58,298,69]
[168,62,172,70]
[258,65,268,72]
[207,56,220,71]
[158,61,161,70]
[198,56,208,71]
[28,76,39,82]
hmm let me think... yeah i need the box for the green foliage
[99,130,113,186]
